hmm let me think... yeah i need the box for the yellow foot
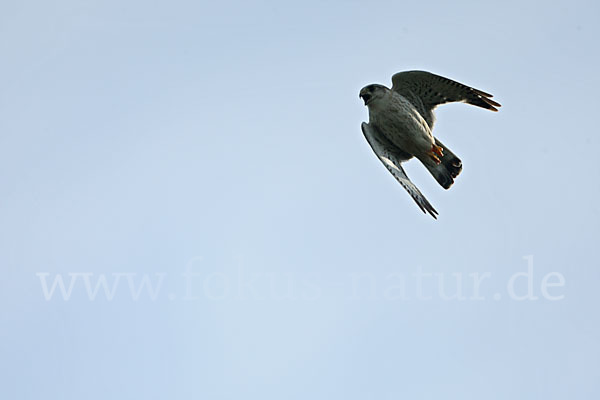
[427,144,444,164]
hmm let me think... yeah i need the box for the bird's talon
[428,152,441,164]
[426,144,444,164]
[432,144,444,158]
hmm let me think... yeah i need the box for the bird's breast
[369,97,433,154]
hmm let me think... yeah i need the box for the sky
[1,0,599,399]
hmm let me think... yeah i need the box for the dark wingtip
[414,199,438,219]
[422,202,439,219]
[487,98,502,108]
[429,208,439,219]
[473,90,502,111]
[472,88,494,98]
[472,97,500,112]
[484,98,502,110]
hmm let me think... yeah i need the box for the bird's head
[359,84,389,106]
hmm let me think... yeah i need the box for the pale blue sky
[1,1,599,399]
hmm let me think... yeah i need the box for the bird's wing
[361,122,438,219]
[391,70,501,128]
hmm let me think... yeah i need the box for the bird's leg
[427,144,444,165]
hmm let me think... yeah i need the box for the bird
[359,70,501,219]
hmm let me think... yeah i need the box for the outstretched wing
[391,70,501,128]
[361,122,438,219]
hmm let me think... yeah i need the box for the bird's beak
[359,89,371,106]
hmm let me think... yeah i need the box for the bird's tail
[423,138,463,189]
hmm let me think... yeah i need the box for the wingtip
[429,209,439,220]
[480,97,501,111]
[487,99,502,108]
[472,88,494,98]
[418,203,439,219]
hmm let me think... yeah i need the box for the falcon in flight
[359,70,501,219]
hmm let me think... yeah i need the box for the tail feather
[423,138,462,189]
